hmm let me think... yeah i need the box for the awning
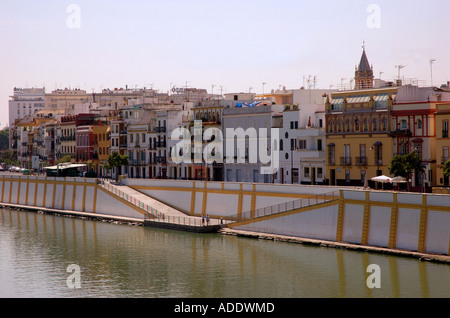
[374,94,389,101]
[373,141,382,146]
[347,96,370,103]
[44,163,87,170]
[327,143,335,147]
[412,138,423,143]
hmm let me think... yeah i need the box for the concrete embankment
[220,228,450,264]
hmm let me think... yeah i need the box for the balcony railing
[340,157,352,166]
[355,156,367,166]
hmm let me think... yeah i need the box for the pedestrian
[206,214,210,226]
[202,215,205,226]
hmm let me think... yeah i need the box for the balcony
[355,156,367,166]
[156,127,167,133]
[340,157,352,166]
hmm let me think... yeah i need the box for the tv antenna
[396,65,406,80]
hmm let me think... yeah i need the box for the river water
[0,208,448,298]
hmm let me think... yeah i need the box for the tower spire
[355,44,374,90]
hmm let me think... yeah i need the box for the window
[400,120,408,130]
[328,145,335,165]
[291,139,297,150]
[373,118,378,131]
[280,139,284,151]
[317,139,323,151]
[417,119,422,129]
[382,118,388,131]
[345,170,351,183]
[329,121,334,133]
[319,119,323,128]
[317,167,323,178]
[364,119,369,132]
[355,119,360,131]
[443,120,449,138]
[304,167,310,178]
[298,140,307,150]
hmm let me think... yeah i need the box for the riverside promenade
[98,179,228,232]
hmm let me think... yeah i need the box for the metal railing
[97,179,225,227]
[234,190,340,221]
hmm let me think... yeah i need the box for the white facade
[9,88,46,127]
[222,104,284,183]
[278,104,326,185]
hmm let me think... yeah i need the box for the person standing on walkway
[206,214,210,226]
[202,215,205,226]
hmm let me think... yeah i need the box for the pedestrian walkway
[97,180,229,231]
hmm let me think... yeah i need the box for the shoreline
[219,228,450,264]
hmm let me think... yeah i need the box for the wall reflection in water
[0,208,448,298]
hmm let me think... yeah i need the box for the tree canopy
[388,151,424,178]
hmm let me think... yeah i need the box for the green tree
[106,152,128,180]
[0,127,9,151]
[55,155,73,165]
[443,160,450,184]
[388,154,408,178]
[389,151,425,191]
[0,150,19,166]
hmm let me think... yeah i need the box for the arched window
[400,120,407,129]
[364,119,369,132]
[337,120,342,133]
[382,117,388,131]
[373,118,378,131]
[354,118,360,132]
[329,121,334,133]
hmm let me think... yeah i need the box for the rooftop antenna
[396,65,406,80]
[430,58,436,87]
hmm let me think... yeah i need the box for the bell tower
[355,42,374,90]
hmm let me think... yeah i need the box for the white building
[222,104,284,183]
[9,87,46,126]
[278,104,326,185]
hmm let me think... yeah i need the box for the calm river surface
[0,208,448,298]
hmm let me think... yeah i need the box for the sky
[1,0,449,129]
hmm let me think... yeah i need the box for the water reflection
[0,208,448,298]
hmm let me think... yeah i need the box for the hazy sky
[1,0,449,128]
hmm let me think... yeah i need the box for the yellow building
[325,47,403,187]
[92,124,110,175]
[435,103,450,186]
[325,87,398,187]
